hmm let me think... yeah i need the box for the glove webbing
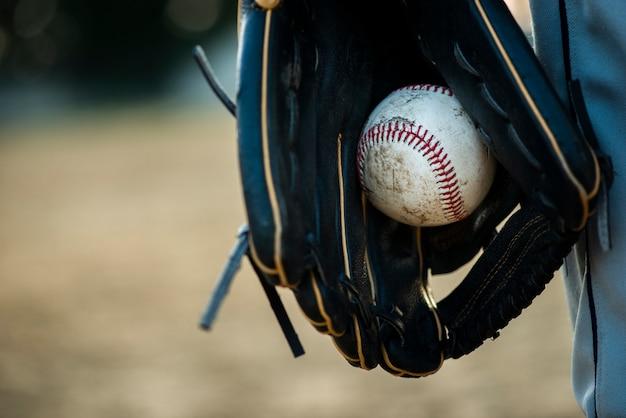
[439,205,577,359]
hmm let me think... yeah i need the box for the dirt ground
[0,107,581,417]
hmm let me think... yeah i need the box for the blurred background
[0,1,582,417]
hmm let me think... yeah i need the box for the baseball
[357,84,496,227]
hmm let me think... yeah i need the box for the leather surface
[233,0,600,377]
[415,0,600,231]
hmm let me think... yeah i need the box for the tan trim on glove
[332,338,360,364]
[259,10,289,287]
[255,0,280,9]
[337,134,351,280]
[310,272,344,337]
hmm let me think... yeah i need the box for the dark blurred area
[0,0,236,103]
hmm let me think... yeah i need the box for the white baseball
[357,84,496,227]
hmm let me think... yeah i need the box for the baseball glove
[199,0,604,377]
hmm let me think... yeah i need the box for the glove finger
[437,203,578,359]
[293,269,378,370]
[365,204,444,376]
[238,0,317,288]
[293,270,348,337]
[415,0,600,230]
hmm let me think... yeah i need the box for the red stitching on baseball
[393,83,454,96]
[357,120,468,223]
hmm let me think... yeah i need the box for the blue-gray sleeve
[530,1,626,416]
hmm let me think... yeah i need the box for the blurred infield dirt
[0,108,581,418]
